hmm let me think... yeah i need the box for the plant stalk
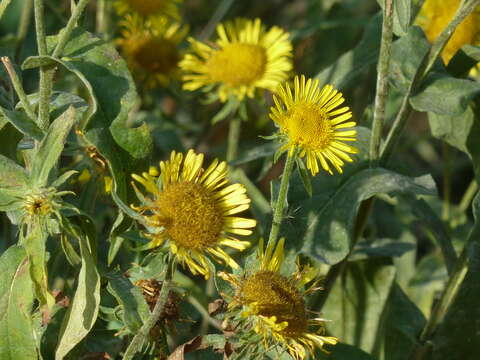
[122,255,176,360]
[459,179,478,213]
[1,56,36,120]
[381,0,480,163]
[226,115,241,162]
[266,150,296,250]
[369,0,394,163]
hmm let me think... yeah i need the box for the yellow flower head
[180,18,293,102]
[114,0,182,19]
[131,150,256,279]
[117,15,188,88]
[220,238,338,359]
[270,75,358,176]
[417,0,480,64]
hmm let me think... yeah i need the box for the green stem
[122,255,176,360]
[266,150,296,250]
[459,179,478,213]
[226,116,241,162]
[1,56,36,120]
[96,0,111,36]
[15,0,33,61]
[442,143,451,221]
[369,0,394,163]
[33,0,50,131]
[52,0,90,57]
[381,0,480,163]
[199,0,235,40]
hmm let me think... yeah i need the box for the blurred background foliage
[1,0,480,359]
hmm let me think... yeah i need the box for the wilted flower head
[117,15,188,88]
[220,238,338,359]
[131,150,256,279]
[180,18,293,102]
[114,0,183,20]
[270,75,358,176]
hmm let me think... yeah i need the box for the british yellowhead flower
[114,0,182,20]
[416,0,480,64]
[131,150,256,279]
[270,75,358,176]
[220,238,338,359]
[117,15,188,88]
[180,18,293,102]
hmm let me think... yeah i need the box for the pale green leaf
[0,246,37,360]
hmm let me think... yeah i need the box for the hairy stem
[122,255,176,360]
[1,57,36,120]
[369,0,394,163]
[226,115,241,162]
[266,150,296,250]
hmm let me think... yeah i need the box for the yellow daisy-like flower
[220,238,338,359]
[131,150,256,279]
[117,15,188,88]
[180,18,293,102]
[270,75,358,176]
[114,0,182,20]
[416,0,480,64]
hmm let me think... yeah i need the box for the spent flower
[220,238,338,359]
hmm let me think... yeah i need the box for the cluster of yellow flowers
[115,0,480,359]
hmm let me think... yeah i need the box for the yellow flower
[180,18,293,102]
[220,238,338,359]
[117,15,188,88]
[417,0,480,64]
[114,0,182,19]
[270,75,358,176]
[131,150,256,279]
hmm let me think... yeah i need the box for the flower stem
[266,150,296,250]
[459,179,478,213]
[226,115,241,162]
[369,0,394,163]
[122,255,176,360]
[381,0,480,164]
[33,0,50,131]
[1,56,36,120]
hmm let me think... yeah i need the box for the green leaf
[295,157,312,197]
[0,245,37,360]
[377,0,412,36]
[394,0,412,35]
[323,258,396,354]
[55,231,100,360]
[211,97,239,124]
[427,105,480,179]
[0,106,44,141]
[317,343,375,360]
[0,154,29,188]
[105,271,150,333]
[0,0,12,21]
[389,26,430,91]
[315,13,381,88]
[22,220,55,308]
[230,142,277,166]
[380,284,426,360]
[350,238,416,260]
[290,168,436,265]
[410,73,480,116]
[432,241,480,359]
[447,44,480,77]
[31,106,77,187]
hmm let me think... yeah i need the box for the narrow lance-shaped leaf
[55,226,100,360]
[31,106,77,187]
[0,246,37,360]
[0,106,44,141]
[22,220,55,308]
